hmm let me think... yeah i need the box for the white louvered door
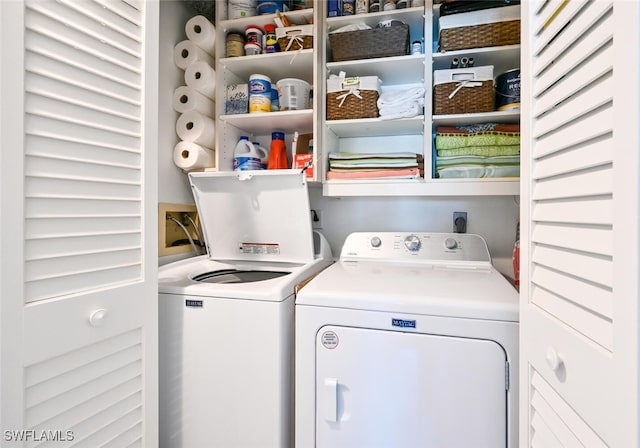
[520,0,639,446]
[1,0,158,446]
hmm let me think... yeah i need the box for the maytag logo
[392,318,416,329]
[185,299,203,308]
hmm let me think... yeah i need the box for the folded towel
[437,145,520,157]
[379,101,422,120]
[326,168,420,180]
[436,154,520,168]
[437,165,520,178]
[377,87,426,107]
[436,123,520,149]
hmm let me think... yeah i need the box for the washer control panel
[342,232,491,264]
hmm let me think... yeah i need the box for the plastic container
[245,25,263,52]
[267,132,288,169]
[253,142,270,169]
[277,78,311,111]
[244,42,262,56]
[249,74,272,113]
[256,0,288,15]
[228,0,257,18]
[271,87,280,112]
[233,136,262,171]
[226,32,245,57]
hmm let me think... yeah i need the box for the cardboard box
[293,133,313,179]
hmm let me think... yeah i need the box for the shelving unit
[213,1,520,196]
[214,6,319,176]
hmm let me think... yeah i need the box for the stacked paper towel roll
[172,14,217,172]
[173,141,216,172]
[176,111,216,148]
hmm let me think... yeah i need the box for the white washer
[295,232,519,448]
[159,171,332,448]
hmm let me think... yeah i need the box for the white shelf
[326,6,425,33]
[323,177,520,197]
[220,8,314,31]
[327,54,425,85]
[432,110,520,127]
[219,49,314,83]
[327,116,424,137]
[221,109,314,134]
[432,44,521,75]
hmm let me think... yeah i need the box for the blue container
[328,0,341,16]
[256,0,289,15]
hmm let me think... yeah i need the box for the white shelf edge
[323,178,520,197]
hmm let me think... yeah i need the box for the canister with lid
[245,25,263,54]
[226,32,245,57]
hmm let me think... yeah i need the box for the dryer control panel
[339,232,492,265]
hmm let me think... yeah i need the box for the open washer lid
[188,170,314,264]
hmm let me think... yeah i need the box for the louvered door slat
[26,95,141,137]
[532,165,612,200]
[26,135,140,168]
[533,0,586,60]
[532,265,612,319]
[534,72,612,139]
[533,135,612,179]
[534,8,611,97]
[532,198,612,225]
[26,155,140,184]
[533,1,609,73]
[533,223,612,257]
[531,372,607,447]
[95,0,143,26]
[532,0,567,36]
[30,0,141,56]
[531,413,563,447]
[26,217,140,238]
[533,105,612,159]
[532,245,612,288]
[61,0,142,42]
[533,42,613,119]
[25,41,141,95]
[25,7,140,72]
[531,393,582,447]
[26,73,141,120]
[25,233,140,261]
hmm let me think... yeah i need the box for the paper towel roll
[173,141,216,171]
[185,15,216,56]
[173,40,214,70]
[185,61,216,100]
[172,86,216,116]
[176,111,216,148]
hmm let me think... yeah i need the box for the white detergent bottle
[253,142,269,170]
[233,136,262,171]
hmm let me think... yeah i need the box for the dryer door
[316,326,508,448]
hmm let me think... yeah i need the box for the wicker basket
[433,80,494,115]
[439,19,520,52]
[327,90,380,120]
[329,24,409,62]
[276,25,314,51]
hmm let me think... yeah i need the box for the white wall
[309,186,520,279]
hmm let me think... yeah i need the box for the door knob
[89,309,107,327]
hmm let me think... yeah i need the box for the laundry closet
[0,1,638,447]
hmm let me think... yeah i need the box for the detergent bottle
[253,142,269,170]
[233,136,261,171]
[267,131,288,169]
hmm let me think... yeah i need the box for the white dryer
[159,171,332,448]
[295,232,519,448]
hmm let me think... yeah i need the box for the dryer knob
[370,236,382,248]
[445,238,458,250]
[403,235,421,252]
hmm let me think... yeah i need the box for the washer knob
[404,235,421,252]
[370,236,382,248]
[445,238,458,250]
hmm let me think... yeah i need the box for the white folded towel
[379,101,422,120]
[377,87,425,108]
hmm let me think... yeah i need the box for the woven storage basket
[329,24,409,62]
[433,65,494,114]
[327,75,382,120]
[439,19,520,51]
[276,25,313,51]
[433,80,494,114]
